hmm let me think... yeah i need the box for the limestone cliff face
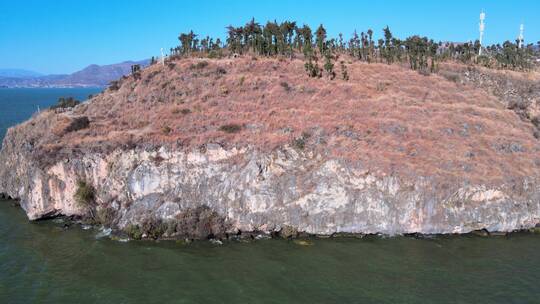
[1,137,539,235]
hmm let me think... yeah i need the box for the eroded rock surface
[1,142,539,236]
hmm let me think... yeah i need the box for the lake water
[1,89,540,303]
[0,88,102,141]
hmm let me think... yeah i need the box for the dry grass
[15,56,540,183]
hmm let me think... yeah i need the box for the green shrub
[50,97,80,110]
[476,55,492,68]
[417,69,431,76]
[161,126,172,134]
[124,219,169,240]
[304,60,321,78]
[125,224,143,240]
[207,50,219,59]
[440,71,460,83]
[172,108,191,115]
[280,81,291,92]
[141,219,168,239]
[532,116,540,128]
[293,132,310,150]
[64,116,90,133]
[216,67,227,75]
[165,221,177,236]
[293,137,305,150]
[109,80,121,91]
[74,180,95,207]
[190,61,209,70]
[340,61,349,81]
[219,124,242,133]
[376,82,390,92]
[96,207,116,226]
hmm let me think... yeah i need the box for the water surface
[1,200,540,303]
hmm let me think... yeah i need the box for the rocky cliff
[1,57,540,239]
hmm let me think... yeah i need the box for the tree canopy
[168,19,537,76]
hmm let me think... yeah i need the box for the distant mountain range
[0,60,149,88]
[0,69,43,78]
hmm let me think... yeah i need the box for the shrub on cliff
[124,219,168,240]
[50,97,80,110]
[532,116,540,128]
[64,116,90,133]
[125,224,143,240]
[96,207,116,226]
[340,61,350,81]
[219,123,242,133]
[173,206,228,239]
[141,218,168,239]
[216,67,227,75]
[74,180,95,207]
[207,50,220,59]
[304,59,321,78]
[109,80,121,91]
[280,81,291,92]
[292,132,310,150]
[190,61,209,70]
[161,126,172,134]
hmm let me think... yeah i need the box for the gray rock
[1,140,540,238]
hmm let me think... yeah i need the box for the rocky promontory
[1,57,540,239]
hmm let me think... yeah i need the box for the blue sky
[1,0,538,74]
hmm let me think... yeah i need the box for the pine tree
[367,29,374,63]
[300,25,313,58]
[323,49,335,79]
[315,24,327,54]
[383,26,394,64]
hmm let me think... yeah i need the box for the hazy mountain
[0,60,149,88]
[0,69,43,78]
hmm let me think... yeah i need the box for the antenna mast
[518,23,524,48]
[160,48,165,65]
[478,11,485,55]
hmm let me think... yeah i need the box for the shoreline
[2,198,539,243]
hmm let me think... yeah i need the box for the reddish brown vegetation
[15,56,540,183]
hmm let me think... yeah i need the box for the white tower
[478,11,486,55]
[518,23,524,48]
[160,48,165,65]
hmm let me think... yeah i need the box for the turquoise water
[1,89,540,303]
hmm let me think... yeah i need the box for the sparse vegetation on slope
[50,97,80,110]
[13,54,533,184]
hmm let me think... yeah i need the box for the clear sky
[1,0,539,74]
